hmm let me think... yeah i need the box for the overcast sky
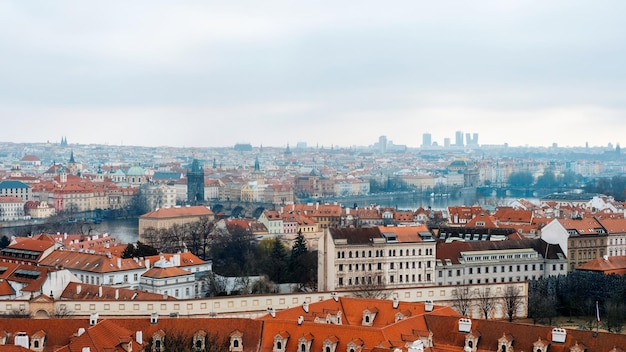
[1,1,625,148]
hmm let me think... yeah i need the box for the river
[90,218,140,244]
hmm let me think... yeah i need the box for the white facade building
[318,225,437,292]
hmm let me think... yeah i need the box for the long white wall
[11,282,527,320]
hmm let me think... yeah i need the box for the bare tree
[451,286,472,316]
[501,286,524,322]
[141,227,161,249]
[54,305,74,318]
[203,272,228,297]
[475,287,495,319]
[352,276,389,299]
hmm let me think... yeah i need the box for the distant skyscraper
[187,159,204,205]
[422,133,432,148]
[444,138,451,148]
[378,135,387,153]
[455,131,464,147]
[465,132,479,146]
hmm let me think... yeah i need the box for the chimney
[331,292,338,302]
[551,327,567,343]
[89,313,99,326]
[117,257,122,269]
[136,331,143,345]
[76,284,82,294]
[150,312,158,325]
[302,301,309,313]
[145,259,151,268]
[115,289,119,300]
[458,318,472,333]
[98,286,103,297]
[64,233,67,240]
[393,297,399,309]
[267,307,276,318]
[77,328,85,336]
[173,253,181,266]
[82,347,90,352]
[425,300,434,312]
[298,316,304,325]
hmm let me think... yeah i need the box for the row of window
[336,247,433,259]
[337,273,433,286]
[338,261,432,272]
[440,275,543,285]
[463,253,537,261]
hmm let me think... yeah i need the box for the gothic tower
[187,159,204,205]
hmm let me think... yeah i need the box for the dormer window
[532,338,549,352]
[346,339,363,352]
[497,333,513,352]
[273,332,289,352]
[464,332,480,352]
[152,330,166,352]
[193,330,207,352]
[361,308,377,326]
[298,333,313,352]
[323,336,339,352]
[229,330,243,352]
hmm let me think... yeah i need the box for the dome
[126,166,145,177]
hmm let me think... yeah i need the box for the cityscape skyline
[2,1,625,148]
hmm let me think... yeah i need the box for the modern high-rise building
[455,131,464,147]
[378,135,387,153]
[465,132,479,146]
[422,133,432,148]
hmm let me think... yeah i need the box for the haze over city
[2,1,625,148]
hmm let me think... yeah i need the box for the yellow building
[138,205,215,239]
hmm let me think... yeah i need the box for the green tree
[536,170,558,188]
[0,235,10,249]
[210,225,260,276]
[290,230,308,266]
[121,241,158,259]
[267,237,288,283]
[507,171,534,187]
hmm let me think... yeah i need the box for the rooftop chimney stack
[267,307,276,318]
[331,292,339,302]
[458,318,472,333]
[393,297,399,309]
[303,301,309,313]
[425,300,434,312]
[150,312,158,325]
[298,316,304,325]
[89,313,99,326]
[551,327,567,343]
[136,331,143,345]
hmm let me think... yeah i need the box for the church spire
[69,150,75,164]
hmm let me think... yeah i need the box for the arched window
[277,341,282,350]
[301,343,306,352]
[326,347,331,352]
[196,340,202,349]
[468,341,473,348]
[34,340,39,348]
[365,315,370,323]
[234,340,239,348]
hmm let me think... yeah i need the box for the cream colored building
[318,225,437,292]
[138,205,215,238]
